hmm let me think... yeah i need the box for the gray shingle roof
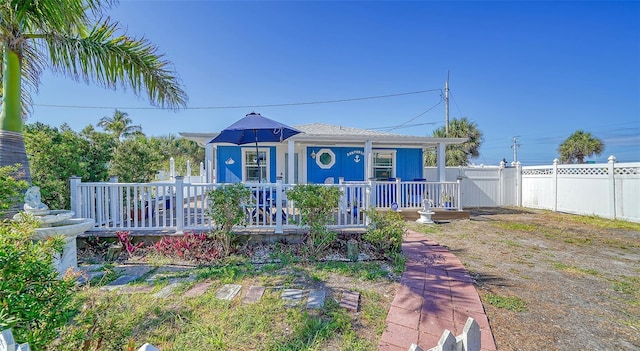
[293,123,405,137]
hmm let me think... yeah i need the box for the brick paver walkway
[378,230,497,351]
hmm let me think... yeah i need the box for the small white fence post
[69,176,82,218]
[175,176,184,234]
[418,317,480,351]
[395,177,401,210]
[275,178,283,234]
[186,160,191,181]
[109,176,119,227]
[608,155,617,220]
[456,178,462,211]
[169,157,175,180]
[1,329,30,351]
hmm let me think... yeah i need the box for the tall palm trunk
[0,47,31,182]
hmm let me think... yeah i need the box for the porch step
[396,209,470,222]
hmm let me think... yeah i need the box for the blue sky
[29,1,639,165]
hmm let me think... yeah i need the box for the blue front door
[307,147,364,183]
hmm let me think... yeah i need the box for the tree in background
[0,0,187,183]
[98,110,143,144]
[24,123,113,209]
[558,130,604,164]
[110,136,162,183]
[151,135,205,177]
[424,117,484,166]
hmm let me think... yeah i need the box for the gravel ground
[407,208,640,351]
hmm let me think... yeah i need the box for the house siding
[217,146,277,183]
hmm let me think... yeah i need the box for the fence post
[170,157,175,180]
[69,176,82,218]
[109,176,119,227]
[457,179,462,211]
[608,155,617,220]
[499,160,506,206]
[175,176,184,234]
[553,159,558,212]
[369,178,377,208]
[275,178,283,234]
[516,161,522,207]
[394,178,401,210]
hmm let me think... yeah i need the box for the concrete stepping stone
[101,275,140,291]
[215,284,242,300]
[242,286,266,304]
[183,282,213,298]
[306,289,326,309]
[119,285,156,294]
[281,289,304,306]
[153,282,181,298]
[115,265,154,277]
[340,290,360,312]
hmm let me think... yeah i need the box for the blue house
[180,123,465,185]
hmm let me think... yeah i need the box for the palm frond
[44,17,187,110]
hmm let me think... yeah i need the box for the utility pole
[511,136,520,164]
[444,71,450,136]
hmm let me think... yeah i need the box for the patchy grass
[52,262,397,350]
[551,262,601,276]
[493,222,538,232]
[482,293,527,312]
[561,213,640,231]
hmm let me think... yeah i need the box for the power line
[449,90,463,117]
[385,98,444,132]
[34,88,443,110]
[368,121,441,131]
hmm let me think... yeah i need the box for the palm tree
[98,110,143,143]
[558,130,604,164]
[425,117,483,166]
[0,0,187,183]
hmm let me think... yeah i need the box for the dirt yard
[408,208,640,350]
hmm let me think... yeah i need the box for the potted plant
[441,193,454,210]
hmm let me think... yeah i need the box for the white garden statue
[23,186,49,213]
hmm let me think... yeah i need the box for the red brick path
[378,230,497,351]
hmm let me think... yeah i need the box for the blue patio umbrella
[209,112,302,182]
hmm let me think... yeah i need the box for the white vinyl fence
[522,156,640,222]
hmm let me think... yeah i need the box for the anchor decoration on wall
[354,155,361,163]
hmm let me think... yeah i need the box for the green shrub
[0,165,29,218]
[287,185,341,256]
[364,209,406,254]
[0,219,78,349]
[207,183,251,255]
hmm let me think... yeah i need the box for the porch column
[364,140,373,180]
[437,142,446,182]
[287,139,295,184]
[205,144,214,183]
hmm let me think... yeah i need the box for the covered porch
[70,177,464,235]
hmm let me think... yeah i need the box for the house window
[373,151,395,180]
[315,148,336,169]
[244,149,268,182]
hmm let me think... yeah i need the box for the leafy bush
[0,164,28,217]
[364,209,406,254]
[115,230,144,255]
[0,219,78,349]
[152,231,224,263]
[287,184,341,256]
[206,183,251,255]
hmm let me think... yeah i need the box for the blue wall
[396,148,424,181]
[307,147,365,184]
[216,146,276,183]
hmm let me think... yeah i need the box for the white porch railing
[70,177,461,234]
